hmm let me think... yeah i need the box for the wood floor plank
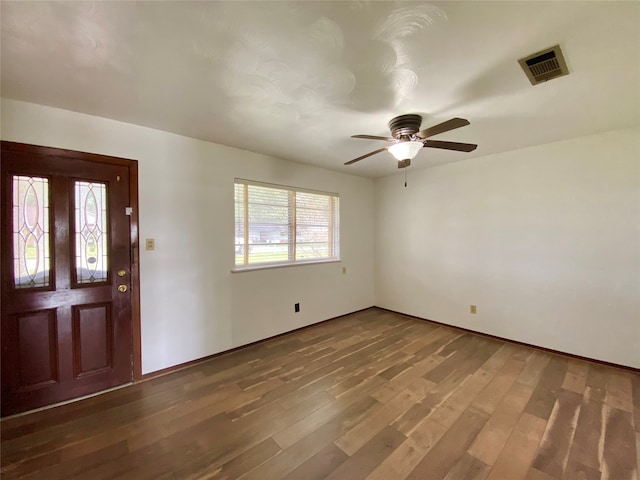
[0,446,61,479]
[391,371,463,436]
[585,364,609,402]
[468,381,534,466]
[324,426,405,480]
[272,379,382,450]
[444,453,491,480]
[472,355,526,414]
[636,431,640,480]
[334,386,420,456]
[1,308,637,480]
[525,467,557,480]
[400,326,447,355]
[281,443,348,480]
[6,441,127,480]
[427,366,495,430]
[88,411,234,480]
[424,336,482,383]
[435,333,473,359]
[601,407,637,480]
[243,396,381,480]
[393,340,499,436]
[481,343,516,373]
[370,355,443,404]
[412,330,462,362]
[1,383,193,463]
[204,437,281,480]
[365,418,448,480]
[234,332,397,419]
[486,413,547,480]
[173,383,346,477]
[561,360,589,395]
[0,376,192,446]
[406,406,489,479]
[531,389,582,478]
[518,351,551,388]
[605,371,635,413]
[566,385,606,473]
[631,373,640,432]
[564,459,601,480]
[277,390,334,413]
[524,356,569,420]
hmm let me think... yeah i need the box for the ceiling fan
[345,114,477,169]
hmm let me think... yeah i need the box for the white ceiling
[2,1,639,178]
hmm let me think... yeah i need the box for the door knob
[118,285,128,293]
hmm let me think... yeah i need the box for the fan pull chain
[404,167,408,187]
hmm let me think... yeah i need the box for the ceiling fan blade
[416,118,470,139]
[351,134,396,142]
[344,147,388,165]
[423,140,478,152]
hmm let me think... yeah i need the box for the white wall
[4,98,637,372]
[375,127,640,368]
[1,99,375,374]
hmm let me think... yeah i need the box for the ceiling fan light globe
[388,141,423,161]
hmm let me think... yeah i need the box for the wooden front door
[1,142,139,417]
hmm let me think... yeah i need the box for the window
[234,179,340,269]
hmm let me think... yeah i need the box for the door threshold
[1,382,134,420]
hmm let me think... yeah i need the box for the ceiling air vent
[518,45,569,85]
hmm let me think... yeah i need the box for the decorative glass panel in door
[12,175,51,288]
[74,181,108,284]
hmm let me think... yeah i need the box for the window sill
[231,258,341,273]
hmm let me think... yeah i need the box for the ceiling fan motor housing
[389,114,422,139]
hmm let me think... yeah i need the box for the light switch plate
[145,238,155,251]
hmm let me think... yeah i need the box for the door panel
[15,310,58,389]
[73,303,113,377]
[1,143,138,416]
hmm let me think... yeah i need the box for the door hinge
[125,207,133,216]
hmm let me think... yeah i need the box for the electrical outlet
[294,303,300,313]
[470,305,477,314]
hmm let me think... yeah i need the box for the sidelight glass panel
[75,181,108,283]
[13,176,51,288]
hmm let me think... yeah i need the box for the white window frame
[233,178,340,271]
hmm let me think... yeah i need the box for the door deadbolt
[117,269,127,277]
[118,285,128,293]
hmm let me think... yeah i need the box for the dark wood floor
[1,308,639,480]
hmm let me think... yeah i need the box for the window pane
[75,181,108,284]
[296,192,329,210]
[247,243,290,264]
[248,185,288,206]
[296,243,330,260]
[296,207,330,226]
[234,183,246,262]
[13,176,50,288]
[296,191,333,261]
[247,185,290,249]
